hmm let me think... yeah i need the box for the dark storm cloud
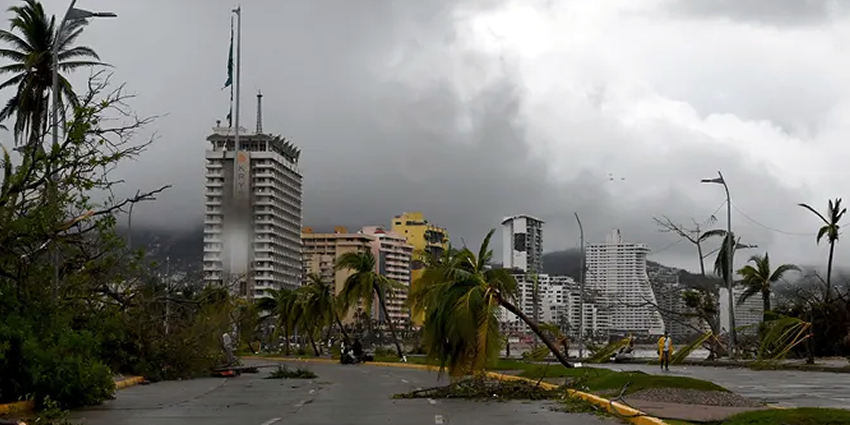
[666,0,846,26]
[16,0,819,272]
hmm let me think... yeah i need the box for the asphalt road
[593,363,850,408]
[70,362,618,425]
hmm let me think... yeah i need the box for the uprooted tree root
[393,375,566,401]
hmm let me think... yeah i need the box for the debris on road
[393,375,564,401]
[266,365,318,379]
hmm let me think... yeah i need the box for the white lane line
[434,414,444,424]
[294,399,309,408]
[428,398,437,405]
[260,418,281,425]
[401,379,409,383]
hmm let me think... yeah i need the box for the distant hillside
[494,249,721,291]
[119,224,203,272]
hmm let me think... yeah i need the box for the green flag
[224,16,234,89]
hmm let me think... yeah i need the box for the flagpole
[233,5,241,143]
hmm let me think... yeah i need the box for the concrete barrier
[248,356,668,425]
[0,376,146,415]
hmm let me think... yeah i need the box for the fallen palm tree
[586,337,632,363]
[670,331,716,365]
[756,316,811,361]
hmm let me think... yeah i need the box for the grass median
[517,364,727,395]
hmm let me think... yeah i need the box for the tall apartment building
[302,226,413,326]
[586,229,664,337]
[203,111,303,298]
[719,287,763,336]
[501,215,544,275]
[500,274,605,340]
[648,263,703,340]
[391,212,449,326]
[362,226,414,326]
[302,226,373,297]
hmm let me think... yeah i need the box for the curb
[0,376,145,415]
[0,401,33,415]
[248,356,667,425]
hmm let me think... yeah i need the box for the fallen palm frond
[393,374,563,401]
[586,338,632,364]
[757,316,811,361]
[266,365,317,379]
[670,331,713,365]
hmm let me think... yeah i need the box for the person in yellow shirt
[657,331,673,371]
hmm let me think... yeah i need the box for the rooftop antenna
[256,89,263,134]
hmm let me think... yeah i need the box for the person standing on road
[222,332,235,366]
[657,331,673,371]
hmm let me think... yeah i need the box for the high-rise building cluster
[200,101,739,334]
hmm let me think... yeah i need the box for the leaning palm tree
[0,0,105,145]
[335,250,405,358]
[798,198,845,302]
[736,253,800,321]
[255,287,298,355]
[409,229,573,377]
[300,273,350,344]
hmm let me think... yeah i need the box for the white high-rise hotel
[586,229,664,336]
[501,215,544,275]
[203,94,303,298]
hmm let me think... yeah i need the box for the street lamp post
[49,1,116,298]
[574,212,585,359]
[53,2,117,151]
[700,171,736,358]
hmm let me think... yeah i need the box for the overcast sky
[3,0,850,273]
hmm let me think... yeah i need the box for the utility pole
[574,212,585,359]
[701,171,736,358]
[164,256,171,335]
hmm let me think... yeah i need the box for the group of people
[340,338,364,364]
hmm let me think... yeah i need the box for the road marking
[434,414,444,424]
[401,379,409,383]
[428,398,437,405]
[309,389,316,394]
[260,418,281,425]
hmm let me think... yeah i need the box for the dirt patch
[626,387,766,408]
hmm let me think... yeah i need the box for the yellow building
[391,212,450,326]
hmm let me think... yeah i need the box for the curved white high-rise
[586,229,664,336]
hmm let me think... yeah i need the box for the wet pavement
[70,361,618,425]
[593,363,850,409]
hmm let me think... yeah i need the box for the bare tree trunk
[697,242,706,277]
[284,328,291,356]
[309,332,321,356]
[762,289,771,322]
[826,241,835,303]
[335,312,351,344]
[500,298,573,368]
[377,289,404,358]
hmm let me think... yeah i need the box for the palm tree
[335,250,405,358]
[0,0,104,145]
[409,229,573,377]
[736,253,800,320]
[798,198,846,302]
[299,273,350,344]
[256,287,298,355]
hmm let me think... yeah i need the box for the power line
[650,237,686,255]
[731,202,811,237]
